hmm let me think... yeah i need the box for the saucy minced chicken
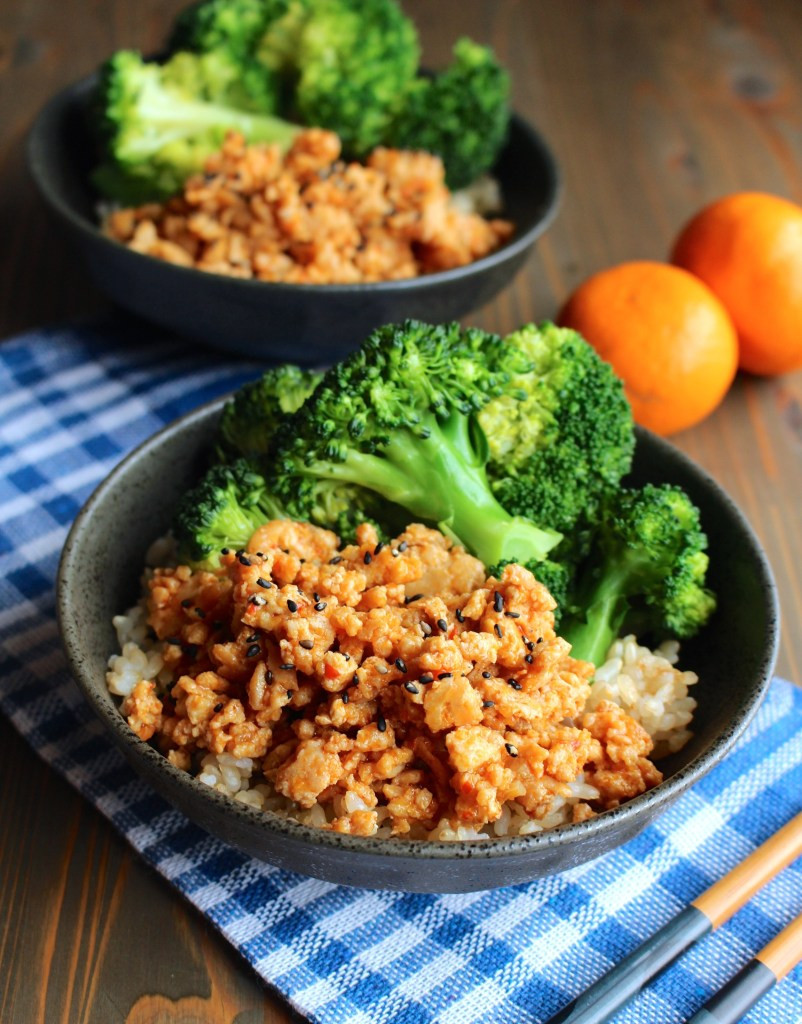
[121,522,662,838]
[103,130,514,283]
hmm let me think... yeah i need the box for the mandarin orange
[671,192,802,376]
[558,261,738,436]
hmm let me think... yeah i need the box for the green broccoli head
[387,37,510,189]
[293,0,420,156]
[169,0,290,61]
[479,322,635,540]
[563,483,717,666]
[174,459,285,567]
[92,49,299,203]
[268,320,562,567]
[216,364,323,463]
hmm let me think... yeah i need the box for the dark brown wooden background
[1,1,801,1020]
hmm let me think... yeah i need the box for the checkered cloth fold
[1,321,800,1024]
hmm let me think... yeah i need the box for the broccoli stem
[126,89,300,155]
[308,411,561,566]
[562,562,633,666]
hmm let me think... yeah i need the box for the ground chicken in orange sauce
[123,522,662,837]
[104,130,514,283]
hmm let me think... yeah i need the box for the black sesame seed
[438,672,452,679]
[352,672,359,684]
[507,679,522,690]
[313,592,320,601]
[404,682,419,694]
[257,577,272,589]
[505,611,521,619]
[330,555,343,564]
[214,703,224,713]
[377,715,387,732]
[505,743,518,757]
[246,633,257,642]
[238,553,252,566]
[398,540,408,552]
[374,541,385,555]
[395,658,407,673]
[246,643,260,658]
[537,637,544,644]
[493,591,504,612]
[181,599,192,608]
[483,700,495,708]
[256,552,264,558]
[287,599,298,612]
[421,622,432,636]
[315,601,328,611]
[405,593,423,605]
[299,639,314,650]
[280,663,295,671]
[455,608,465,623]
[266,670,273,682]
[494,624,503,639]
[250,595,266,606]
[525,654,534,664]
[342,692,349,703]
[363,551,372,564]
[344,653,351,661]
[437,618,448,632]
[526,640,536,651]
[419,673,434,684]
[221,548,230,555]
[166,636,180,645]
[481,671,492,679]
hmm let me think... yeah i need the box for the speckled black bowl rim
[28,72,561,296]
[58,397,779,863]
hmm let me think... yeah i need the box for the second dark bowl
[28,74,560,364]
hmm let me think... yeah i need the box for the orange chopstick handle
[757,913,802,981]
[692,812,802,928]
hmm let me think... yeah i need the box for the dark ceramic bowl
[57,399,779,892]
[28,73,560,363]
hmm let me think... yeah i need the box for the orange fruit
[558,261,738,436]
[671,192,802,376]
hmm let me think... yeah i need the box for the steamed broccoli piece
[479,322,635,546]
[216,364,323,463]
[269,320,563,567]
[174,460,285,566]
[293,0,420,156]
[93,49,299,203]
[169,0,289,62]
[387,38,510,189]
[562,484,717,667]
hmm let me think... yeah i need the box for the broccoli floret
[479,322,635,545]
[92,50,299,203]
[268,320,562,567]
[562,484,717,667]
[174,459,286,567]
[293,0,420,156]
[216,364,323,463]
[169,0,289,62]
[387,38,510,190]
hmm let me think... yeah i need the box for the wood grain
[1,1,801,1020]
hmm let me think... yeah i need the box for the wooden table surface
[2,1,801,1020]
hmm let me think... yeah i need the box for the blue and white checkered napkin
[1,320,801,1024]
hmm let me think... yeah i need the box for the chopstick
[545,812,802,1024]
[686,913,802,1024]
